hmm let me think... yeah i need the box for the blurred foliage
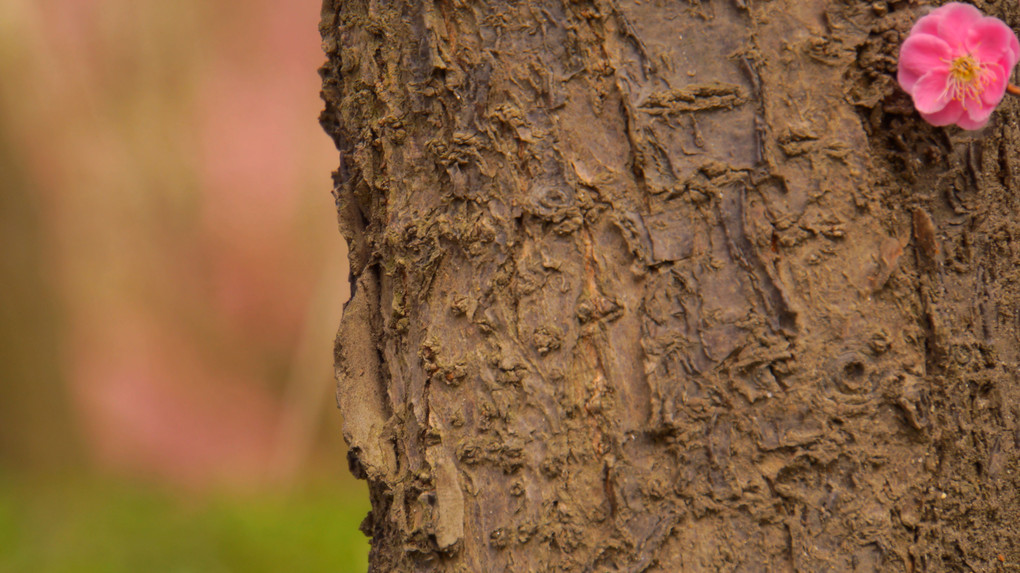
[0,473,370,572]
[0,0,350,480]
[0,0,348,485]
[0,0,367,569]
[0,111,78,470]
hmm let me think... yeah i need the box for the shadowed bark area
[320,0,1020,571]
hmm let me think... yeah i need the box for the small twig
[1007,83,1020,97]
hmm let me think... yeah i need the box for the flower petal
[899,67,924,94]
[901,34,952,69]
[911,70,952,114]
[979,62,1007,107]
[899,34,952,85]
[967,18,1018,64]
[936,2,984,50]
[910,8,944,37]
[920,100,965,127]
[957,105,993,130]
[999,31,1020,72]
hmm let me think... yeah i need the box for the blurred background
[0,0,368,570]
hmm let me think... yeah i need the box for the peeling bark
[320,0,1020,571]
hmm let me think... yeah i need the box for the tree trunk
[319,0,1020,570]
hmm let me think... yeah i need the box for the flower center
[945,54,993,106]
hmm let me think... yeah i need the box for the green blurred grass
[0,474,370,573]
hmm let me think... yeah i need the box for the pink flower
[898,2,1020,130]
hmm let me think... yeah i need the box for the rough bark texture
[320,0,1020,571]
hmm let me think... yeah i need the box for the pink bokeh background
[2,0,347,490]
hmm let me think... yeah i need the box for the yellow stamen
[942,54,993,108]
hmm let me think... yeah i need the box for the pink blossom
[898,2,1020,130]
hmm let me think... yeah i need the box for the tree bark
[320,0,1020,571]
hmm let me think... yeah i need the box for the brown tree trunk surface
[319,1,1020,571]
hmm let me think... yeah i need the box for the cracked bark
[320,1,1020,571]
